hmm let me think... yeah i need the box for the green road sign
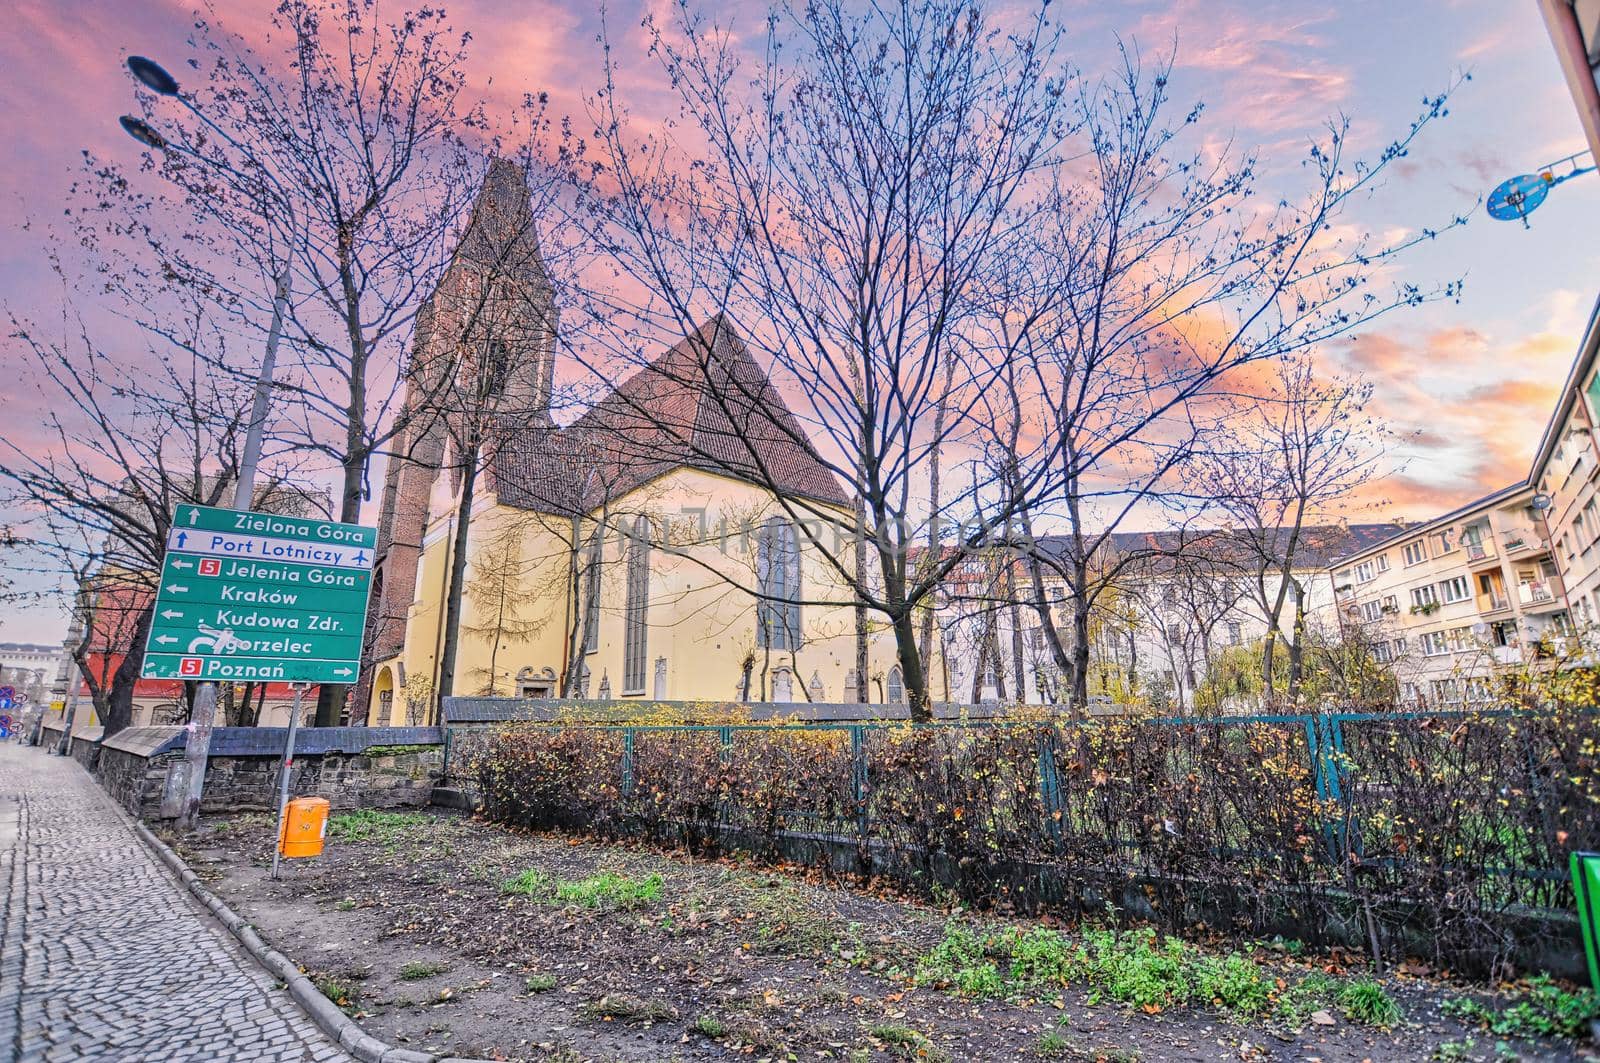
[158,555,370,608]
[146,623,363,661]
[173,503,376,548]
[150,601,366,637]
[142,505,376,686]
[142,653,362,684]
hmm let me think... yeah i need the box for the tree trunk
[436,444,481,699]
[890,608,932,722]
[1070,560,1092,715]
[315,245,372,727]
[1018,513,1074,703]
[1259,626,1278,702]
[1286,581,1308,705]
[103,604,155,737]
[561,520,585,698]
[918,355,953,668]
[1006,563,1027,704]
[854,497,870,703]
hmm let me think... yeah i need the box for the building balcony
[1476,592,1513,616]
[1517,579,1564,612]
[1491,644,1522,666]
[1501,535,1550,559]
[1465,541,1499,567]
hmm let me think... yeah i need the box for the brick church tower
[356,158,556,720]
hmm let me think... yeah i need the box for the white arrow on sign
[171,558,193,570]
[165,583,189,594]
[334,667,354,677]
[160,609,183,620]
[154,635,179,645]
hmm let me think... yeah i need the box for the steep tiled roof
[489,316,849,514]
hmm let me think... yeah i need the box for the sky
[1,0,1598,642]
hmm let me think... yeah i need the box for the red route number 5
[179,657,203,676]
[199,558,221,576]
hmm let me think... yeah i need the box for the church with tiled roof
[359,162,901,721]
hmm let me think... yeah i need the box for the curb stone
[131,819,492,1063]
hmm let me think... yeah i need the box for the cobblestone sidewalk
[0,741,352,1062]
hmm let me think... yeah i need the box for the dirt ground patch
[167,808,1598,1062]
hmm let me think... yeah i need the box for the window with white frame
[1431,529,1456,555]
[1440,576,1470,604]
[1355,560,1376,583]
[1431,677,1460,703]
[1447,626,1470,651]
[1360,601,1382,623]
[1227,621,1242,645]
[1419,630,1449,656]
[1382,594,1398,613]
[1392,636,1407,655]
[1410,585,1439,610]
[1402,541,1427,566]
[1373,642,1393,663]
[1375,553,1390,572]
[1464,676,1491,702]
[1401,681,1421,705]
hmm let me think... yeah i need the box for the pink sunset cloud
[1,0,1598,643]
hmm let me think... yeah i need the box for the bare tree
[1193,353,1395,703]
[1121,541,1249,714]
[570,0,1075,721]
[461,521,548,696]
[0,301,274,736]
[87,0,492,723]
[991,49,1459,713]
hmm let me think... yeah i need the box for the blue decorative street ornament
[1487,173,1550,226]
[1488,151,1595,228]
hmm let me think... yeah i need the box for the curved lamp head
[119,115,166,150]
[127,55,180,96]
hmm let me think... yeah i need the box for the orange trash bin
[278,796,330,859]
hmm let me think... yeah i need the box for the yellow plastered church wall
[396,465,928,715]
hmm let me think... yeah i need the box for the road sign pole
[54,673,83,757]
[178,270,288,831]
[270,682,308,881]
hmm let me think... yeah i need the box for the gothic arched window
[623,515,651,693]
[886,666,905,704]
[482,337,512,398]
[757,517,802,651]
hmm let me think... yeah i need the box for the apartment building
[1330,293,1600,705]
[1330,485,1566,706]
[1527,321,1600,634]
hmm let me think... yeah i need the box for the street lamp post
[121,55,295,828]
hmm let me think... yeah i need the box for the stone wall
[69,727,104,773]
[88,725,445,821]
[197,746,443,813]
[98,728,186,819]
